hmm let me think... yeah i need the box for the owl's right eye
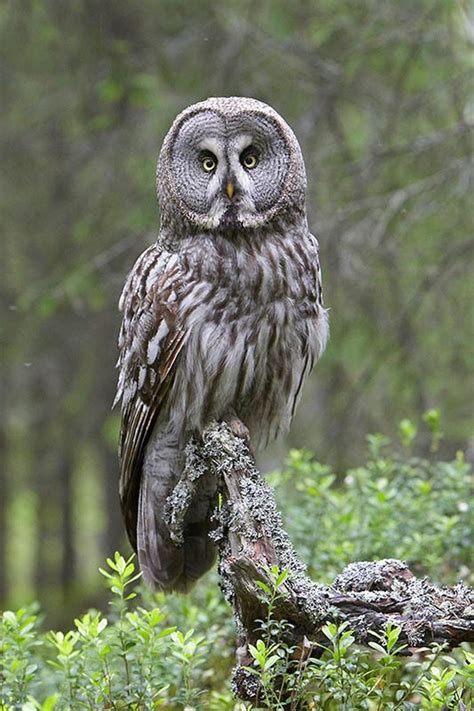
[201,154,217,173]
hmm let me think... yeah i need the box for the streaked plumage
[115,97,328,591]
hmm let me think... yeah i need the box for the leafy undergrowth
[1,415,473,709]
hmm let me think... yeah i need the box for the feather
[115,243,186,551]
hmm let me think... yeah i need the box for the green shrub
[241,567,473,709]
[1,418,472,709]
[276,417,471,585]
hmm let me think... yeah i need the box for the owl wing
[114,243,185,549]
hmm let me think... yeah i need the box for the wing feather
[114,243,186,549]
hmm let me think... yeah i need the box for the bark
[59,443,75,596]
[0,423,7,602]
[167,421,474,704]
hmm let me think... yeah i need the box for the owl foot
[223,413,252,451]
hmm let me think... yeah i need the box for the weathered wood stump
[167,421,474,704]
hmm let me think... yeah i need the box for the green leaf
[368,641,387,654]
[255,581,271,596]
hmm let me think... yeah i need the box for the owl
[115,97,328,592]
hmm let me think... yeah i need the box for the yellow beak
[225,182,235,200]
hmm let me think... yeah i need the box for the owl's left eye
[201,153,217,173]
[241,150,259,170]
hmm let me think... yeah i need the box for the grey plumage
[115,97,328,592]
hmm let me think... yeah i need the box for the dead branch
[167,421,474,703]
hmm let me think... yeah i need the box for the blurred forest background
[1,0,473,621]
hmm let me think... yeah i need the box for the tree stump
[167,421,474,704]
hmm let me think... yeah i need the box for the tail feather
[137,428,217,592]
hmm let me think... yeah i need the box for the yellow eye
[202,155,217,172]
[242,153,258,169]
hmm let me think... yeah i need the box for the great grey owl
[114,97,328,592]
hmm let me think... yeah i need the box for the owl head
[157,97,307,232]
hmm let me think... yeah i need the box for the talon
[224,414,251,444]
